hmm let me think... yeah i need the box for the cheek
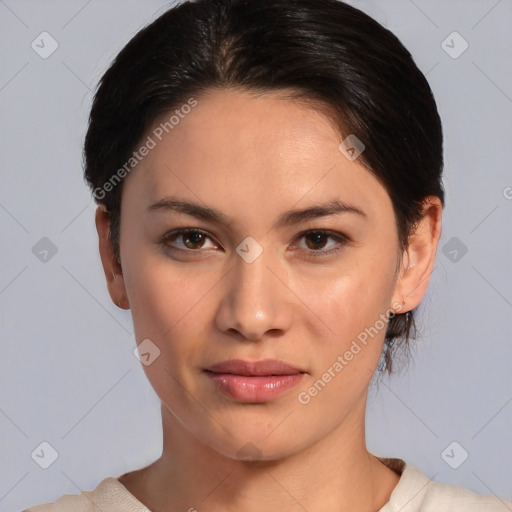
[125,258,212,341]
[292,255,398,342]
[293,271,397,410]
[124,259,213,395]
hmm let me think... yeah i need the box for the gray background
[1,0,511,510]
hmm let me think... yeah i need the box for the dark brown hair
[83,0,444,374]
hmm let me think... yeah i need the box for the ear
[391,196,443,313]
[95,205,130,310]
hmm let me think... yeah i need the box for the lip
[206,359,304,376]
[204,359,306,403]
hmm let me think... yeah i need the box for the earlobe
[391,196,443,313]
[95,206,131,310]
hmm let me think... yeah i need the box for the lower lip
[205,372,305,402]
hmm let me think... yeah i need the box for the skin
[95,88,442,512]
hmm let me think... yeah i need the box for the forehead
[122,88,392,223]
[150,88,342,166]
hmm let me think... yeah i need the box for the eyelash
[159,228,350,258]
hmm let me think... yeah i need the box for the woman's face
[111,88,412,461]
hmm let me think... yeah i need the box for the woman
[24,0,512,510]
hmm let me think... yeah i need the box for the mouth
[204,359,306,402]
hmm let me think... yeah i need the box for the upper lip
[205,359,304,376]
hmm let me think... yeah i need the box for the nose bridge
[234,248,271,304]
[215,244,291,339]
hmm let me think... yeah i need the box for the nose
[214,248,293,341]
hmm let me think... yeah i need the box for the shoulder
[419,471,512,511]
[379,459,512,512]
[22,476,150,512]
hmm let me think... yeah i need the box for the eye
[161,228,218,251]
[160,228,350,256]
[293,229,350,256]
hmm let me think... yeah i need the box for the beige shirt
[23,458,512,512]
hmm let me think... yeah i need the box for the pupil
[308,233,326,249]
[187,233,203,248]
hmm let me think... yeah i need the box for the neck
[123,396,400,512]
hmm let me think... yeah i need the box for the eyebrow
[147,196,367,229]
